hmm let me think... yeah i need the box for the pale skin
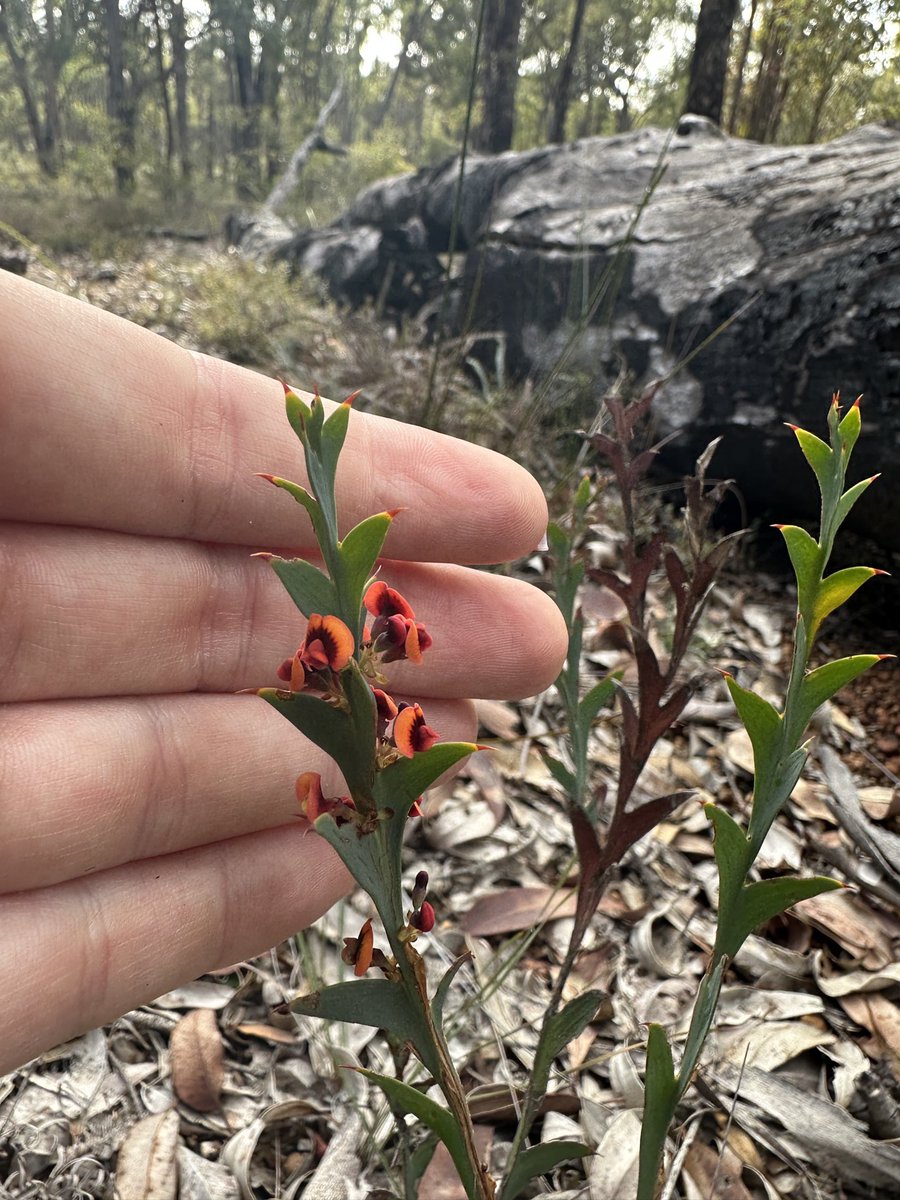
[0,271,568,1075]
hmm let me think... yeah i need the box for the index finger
[0,272,546,563]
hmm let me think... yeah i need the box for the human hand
[0,271,567,1074]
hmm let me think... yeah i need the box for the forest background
[1,0,898,256]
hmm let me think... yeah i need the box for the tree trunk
[169,0,190,182]
[548,0,588,144]
[746,1,791,143]
[683,0,740,125]
[102,0,136,193]
[369,0,424,135]
[150,0,175,172]
[474,0,524,154]
[0,2,56,175]
[726,0,758,134]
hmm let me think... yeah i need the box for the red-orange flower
[372,687,399,736]
[393,702,440,758]
[296,772,355,823]
[364,581,415,621]
[279,614,354,691]
[341,917,375,976]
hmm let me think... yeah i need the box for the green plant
[637,394,890,1199]
[254,385,592,1200]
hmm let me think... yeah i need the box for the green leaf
[706,805,750,906]
[546,522,569,562]
[637,1025,678,1200]
[724,875,842,955]
[676,956,728,1097]
[285,389,312,441]
[263,475,326,538]
[257,660,376,798]
[337,510,394,628]
[531,991,601,1099]
[320,400,351,485]
[835,475,877,529]
[268,556,338,619]
[776,525,820,616]
[791,426,832,491]
[503,1142,591,1200]
[288,978,425,1044]
[353,1069,475,1200]
[374,741,479,864]
[792,655,882,739]
[406,1138,439,1195]
[837,400,861,457]
[749,745,808,852]
[540,752,577,796]
[813,567,878,630]
[432,954,472,1027]
[574,474,592,512]
[577,672,620,737]
[724,675,782,794]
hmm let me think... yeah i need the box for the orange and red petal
[364,581,415,620]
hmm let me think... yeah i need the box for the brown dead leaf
[115,1108,179,1200]
[792,891,894,969]
[840,994,900,1074]
[461,887,578,936]
[466,1084,580,1124]
[859,786,900,822]
[235,1022,297,1046]
[474,699,521,740]
[684,1139,754,1200]
[170,1008,224,1112]
[418,1124,493,1200]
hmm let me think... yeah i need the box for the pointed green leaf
[546,522,569,562]
[749,745,808,851]
[285,389,312,441]
[706,804,750,904]
[637,1024,679,1200]
[577,672,620,736]
[338,510,394,626]
[432,954,472,1027]
[676,955,728,1097]
[792,655,882,739]
[320,400,351,483]
[725,875,841,954]
[288,978,425,1044]
[813,567,878,629]
[264,474,325,534]
[532,991,601,1098]
[257,660,376,798]
[503,1142,591,1200]
[791,426,832,490]
[835,475,877,529]
[407,1138,439,1194]
[353,1069,475,1199]
[268,556,337,619]
[574,474,592,512]
[540,752,577,796]
[374,741,479,864]
[724,675,782,793]
[776,525,820,615]
[837,401,861,457]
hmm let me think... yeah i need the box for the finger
[0,823,353,1075]
[0,694,476,893]
[0,524,567,702]
[0,273,546,564]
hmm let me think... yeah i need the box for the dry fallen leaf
[589,1109,642,1200]
[418,1125,493,1200]
[684,1139,755,1200]
[170,1008,224,1113]
[461,886,578,936]
[839,993,900,1074]
[115,1108,179,1200]
[793,891,895,970]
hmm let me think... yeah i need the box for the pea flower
[364,582,433,664]
[277,613,354,691]
[394,702,440,757]
[296,772,355,824]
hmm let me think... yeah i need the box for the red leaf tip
[877,654,897,662]
[250,551,274,561]
[785,423,800,432]
[872,569,891,577]
[255,472,278,484]
[343,389,362,407]
[852,394,862,408]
